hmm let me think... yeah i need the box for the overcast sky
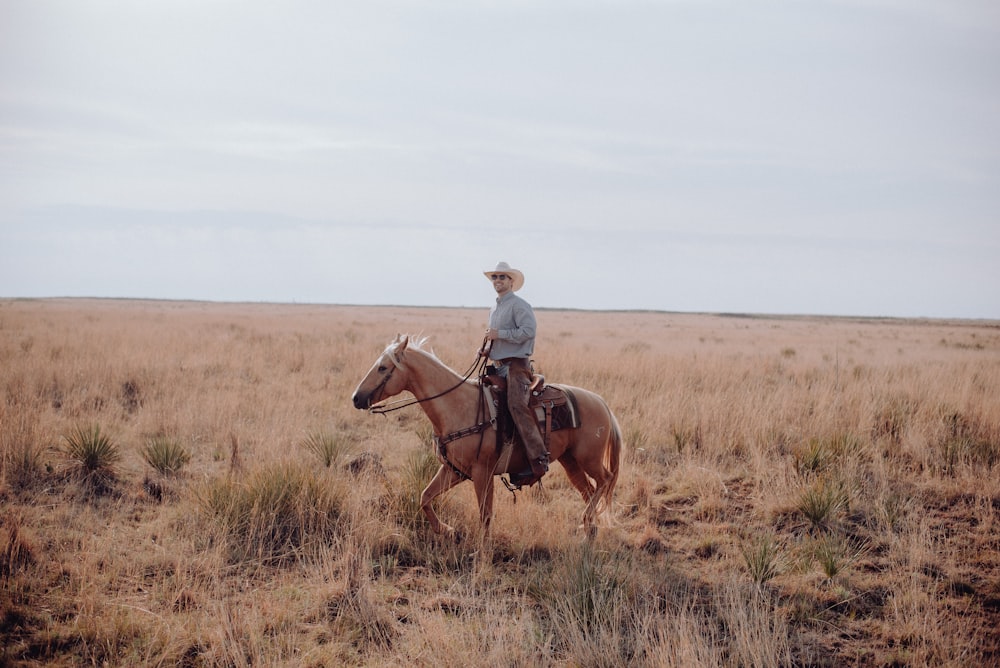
[2,1,998,318]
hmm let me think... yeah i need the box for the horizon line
[3,295,998,326]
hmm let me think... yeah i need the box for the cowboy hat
[483,261,525,292]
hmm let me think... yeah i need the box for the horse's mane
[384,334,435,368]
[383,335,472,381]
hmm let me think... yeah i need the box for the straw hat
[483,261,525,292]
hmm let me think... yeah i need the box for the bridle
[368,338,491,415]
[364,362,397,408]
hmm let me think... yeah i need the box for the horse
[351,334,622,539]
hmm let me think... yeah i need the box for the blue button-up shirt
[488,292,536,361]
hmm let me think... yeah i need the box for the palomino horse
[351,334,621,539]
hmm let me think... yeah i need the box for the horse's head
[351,334,413,410]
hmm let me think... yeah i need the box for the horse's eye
[378,365,387,373]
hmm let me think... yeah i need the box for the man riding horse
[482,262,550,486]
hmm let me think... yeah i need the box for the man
[482,261,550,483]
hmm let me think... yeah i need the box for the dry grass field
[2,298,999,667]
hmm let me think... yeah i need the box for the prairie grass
[197,462,347,565]
[1,299,999,666]
[389,445,445,532]
[0,412,46,492]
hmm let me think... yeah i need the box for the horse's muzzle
[352,392,370,410]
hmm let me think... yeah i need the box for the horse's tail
[597,408,622,519]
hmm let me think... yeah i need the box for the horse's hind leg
[580,465,615,540]
[558,454,597,504]
[583,478,609,539]
[560,454,607,539]
[420,465,464,540]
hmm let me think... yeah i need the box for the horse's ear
[392,334,410,364]
[386,334,408,368]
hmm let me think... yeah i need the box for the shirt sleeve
[500,299,536,343]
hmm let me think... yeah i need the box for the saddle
[481,372,580,448]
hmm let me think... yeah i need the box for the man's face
[490,273,512,295]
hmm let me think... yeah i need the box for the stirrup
[508,463,545,488]
[509,469,535,487]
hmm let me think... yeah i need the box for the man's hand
[485,328,499,341]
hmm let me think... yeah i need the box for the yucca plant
[814,537,845,580]
[812,535,868,581]
[301,431,350,468]
[740,533,783,586]
[797,477,849,531]
[141,436,190,475]
[793,438,832,476]
[62,424,121,491]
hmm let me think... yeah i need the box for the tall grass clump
[1,515,36,580]
[301,430,352,468]
[0,439,46,490]
[797,477,849,531]
[325,546,400,656]
[717,582,794,667]
[872,395,916,445]
[62,424,121,492]
[626,425,649,449]
[387,447,442,531]
[793,433,863,477]
[740,533,783,586]
[198,462,346,564]
[141,436,190,475]
[536,544,659,666]
[937,410,999,475]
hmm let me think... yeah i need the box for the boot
[530,453,549,479]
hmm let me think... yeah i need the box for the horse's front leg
[420,464,464,540]
[472,464,495,535]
